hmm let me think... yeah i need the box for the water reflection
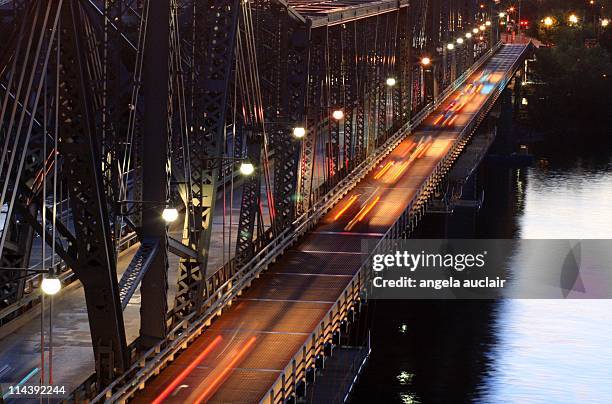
[477,158,612,402]
[352,142,612,402]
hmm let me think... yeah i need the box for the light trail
[152,336,223,404]
[446,115,459,127]
[389,161,411,182]
[453,100,467,112]
[374,161,394,179]
[416,142,433,158]
[413,140,426,154]
[355,196,380,222]
[333,194,359,220]
[345,191,381,230]
[195,336,257,403]
[400,143,417,158]
[433,114,445,125]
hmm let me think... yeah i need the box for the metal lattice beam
[56,0,128,384]
[173,0,241,321]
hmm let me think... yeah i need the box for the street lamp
[332,109,344,120]
[569,14,578,24]
[473,28,480,34]
[386,77,397,87]
[239,161,255,175]
[485,21,491,27]
[41,275,61,295]
[420,57,431,66]
[162,207,179,223]
[447,43,455,50]
[466,32,473,39]
[293,127,306,138]
[544,16,553,27]
[479,25,486,31]
[456,37,464,44]
[602,18,610,27]
[499,12,506,18]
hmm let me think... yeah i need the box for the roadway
[132,44,528,403]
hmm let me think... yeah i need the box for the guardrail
[261,42,530,404]
[85,41,506,403]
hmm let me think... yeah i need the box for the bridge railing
[261,42,531,404]
[88,41,508,404]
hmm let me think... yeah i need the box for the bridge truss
[0,0,498,395]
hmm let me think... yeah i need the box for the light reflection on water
[477,166,612,403]
[479,300,612,403]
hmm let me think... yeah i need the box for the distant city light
[544,17,554,27]
[602,18,610,27]
[447,43,455,50]
[386,77,397,87]
[421,57,431,66]
[485,21,492,26]
[473,28,480,34]
[466,32,473,39]
[569,14,579,24]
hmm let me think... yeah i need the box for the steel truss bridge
[0,0,531,402]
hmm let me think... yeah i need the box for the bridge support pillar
[139,0,170,348]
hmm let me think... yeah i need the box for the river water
[351,131,612,402]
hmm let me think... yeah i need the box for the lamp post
[0,266,62,386]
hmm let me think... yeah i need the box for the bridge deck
[133,44,528,403]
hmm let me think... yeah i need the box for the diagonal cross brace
[118,238,160,310]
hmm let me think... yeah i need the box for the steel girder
[234,1,308,265]
[394,5,411,128]
[138,0,170,347]
[243,1,309,236]
[0,0,146,383]
[99,0,123,241]
[298,26,324,213]
[272,19,309,229]
[341,24,357,173]
[354,21,369,163]
[56,0,129,383]
[235,132,262,265]
[234,3,270,265]
[327,25,341,188]
[173,0,241,321]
